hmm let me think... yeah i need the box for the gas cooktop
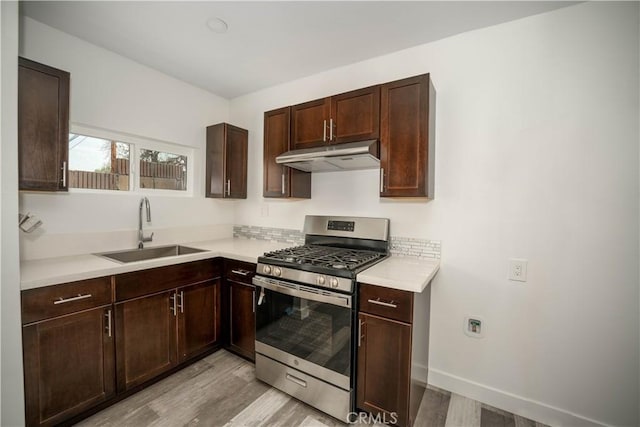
[261,244,385,271]
[256,215,390,291]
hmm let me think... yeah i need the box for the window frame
[69,124,195,197]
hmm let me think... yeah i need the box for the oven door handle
[253,276,352,308]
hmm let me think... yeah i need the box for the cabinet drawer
[224,259,256,284]
[115,259,221,302]
[22,276,112,324]
[358,283,413,323]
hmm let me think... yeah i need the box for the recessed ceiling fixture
[206,17,228,34]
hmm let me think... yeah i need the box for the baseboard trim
[425,367,610,427]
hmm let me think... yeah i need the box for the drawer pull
[231,269,251,276]
[53,294,92,305]
[286,374,307,388]
[367,298,397,309]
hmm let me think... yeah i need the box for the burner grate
[262,245,384,271]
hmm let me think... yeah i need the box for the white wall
[230,3,639,426]
[1,2,26,425]
[19,17,234,259]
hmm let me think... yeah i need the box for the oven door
[253,275,353,390]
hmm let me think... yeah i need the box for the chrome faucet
[138,197,154,249]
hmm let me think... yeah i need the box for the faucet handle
[142,232,154,243]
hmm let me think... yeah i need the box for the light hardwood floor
[76,351,547,427]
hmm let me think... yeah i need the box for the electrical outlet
[261,204,269,217]
[509,258,528,282]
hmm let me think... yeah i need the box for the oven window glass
[256,288,352,378]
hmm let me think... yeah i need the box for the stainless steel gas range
[253,215,390,421]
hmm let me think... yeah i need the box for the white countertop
[21,238,440,293]
[356,256,440,293]
[20,238,291,290]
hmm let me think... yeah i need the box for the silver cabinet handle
[231,269,250,276]
[252,290,256,313]
[105,309,112,337]
[323,119,327,142]
[329,118,333,141]
[358,318,364,347]
[178,290,184,313]
[286,374,307,388]
[367,298,397,309]
[61,161,67,187]
[53,294,92,305]
[226,179,231,196]
[170,293,177,316]
[281,173,285,195]
[380,168,384,192]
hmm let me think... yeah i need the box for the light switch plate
[509,258,528,282]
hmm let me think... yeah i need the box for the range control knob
[317,275,326,286]
[263,265,272,274]
[329,277,339,288]
[273,267,282,277]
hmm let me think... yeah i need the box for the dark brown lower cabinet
[115,291,177,392]
[23,306,115,427]
[178,280,221,363]
[116,279,221,391]
[357,312,411,426]
[357,282,431,427]
[20,259,234,425]
[228,280,256,360]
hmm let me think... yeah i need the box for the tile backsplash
[390,237,441,259]
[233,225,440,259]
[233,225,304,245]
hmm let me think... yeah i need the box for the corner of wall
[1,1,26,425]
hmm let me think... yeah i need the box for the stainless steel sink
[96,245,207,263]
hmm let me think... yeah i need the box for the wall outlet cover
[508,258,528,282]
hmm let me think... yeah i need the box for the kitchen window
[139,149,187,191]
[68,134,131,191]
[68,125,193,195]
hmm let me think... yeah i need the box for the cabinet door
[380,74,434,198]
[115,291,177,391]
[331,86,380,144]
[263,107,311,198]
[177,279,221,363]
[357,313,411,427]
[291,97,330,150]
[225,124,248,199]
[228,280,256,361]
[206,123,248,199]
[18,58,70,192]
[23,306,115,427]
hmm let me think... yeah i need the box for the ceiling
[22,1,576,99]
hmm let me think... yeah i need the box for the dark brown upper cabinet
[18,57,70,192]
[291,85,380,150]
[263,107,311,198]
[206,123,248,199]
[380,74,435,198]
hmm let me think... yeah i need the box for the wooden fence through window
[69,159,186,191]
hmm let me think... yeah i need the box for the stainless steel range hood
[275,140,379,172]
